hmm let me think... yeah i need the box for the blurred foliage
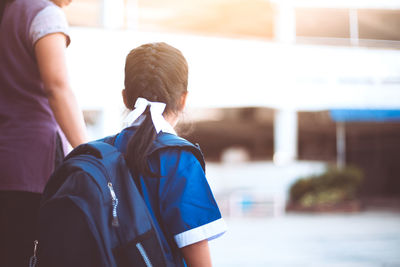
[289,166,363,207]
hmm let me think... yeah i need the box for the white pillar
[274,0,296,43]
[127,0,139,31]
[349,9,359,46]
[274,109,298,165]
[336,122,346,169]
[102,0,125,29]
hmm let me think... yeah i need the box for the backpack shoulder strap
[44,141,120,198]
[99,134,118,146]
[65,141,118,161]
[149,133,205,171]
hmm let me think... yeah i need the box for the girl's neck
[164,112,180,128]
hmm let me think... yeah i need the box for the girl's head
[123,42,189,177]
[123,42,188,122]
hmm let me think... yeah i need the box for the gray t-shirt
[29,3,70,46]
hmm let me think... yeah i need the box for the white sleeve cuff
[174,218,227,248]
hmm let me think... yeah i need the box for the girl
[113,42,227,266]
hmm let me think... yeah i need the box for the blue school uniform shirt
[114,127,227,266]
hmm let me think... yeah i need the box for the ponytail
[125,106,160,178]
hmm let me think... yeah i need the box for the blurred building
[63,0,400,207]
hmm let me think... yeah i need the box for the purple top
[0,0,69,193]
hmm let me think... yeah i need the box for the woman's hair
[124,42,188,178]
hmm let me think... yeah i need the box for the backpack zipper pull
[107,182,119,227]
[29,240,38,267]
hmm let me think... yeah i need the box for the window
[295,7,400,48]
[358,9,400,41]
[295,8,350,39]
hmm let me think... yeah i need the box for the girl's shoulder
[150,132,205,171]
[110,128,205,170]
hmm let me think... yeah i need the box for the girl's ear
[122,89,130,109]
[179,91,188,111]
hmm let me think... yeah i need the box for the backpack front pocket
[113,229,168,267]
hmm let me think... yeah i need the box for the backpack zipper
[28,240,38,267]
[71,156,120,228]
[136,242,153,267]
[107,182,120,227]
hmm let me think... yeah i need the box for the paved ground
[209,211,400,267]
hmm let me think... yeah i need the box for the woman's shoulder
[29,0,70,46]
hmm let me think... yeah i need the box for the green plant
[289,166,363,208]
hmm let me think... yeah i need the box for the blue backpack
[36,133,204,267]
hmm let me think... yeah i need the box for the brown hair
[124,42,188,177]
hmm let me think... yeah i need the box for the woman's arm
[181,240,212,267]
[35,32,88,148]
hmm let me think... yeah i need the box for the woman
[113,42,227,266]
[0,0,88,266]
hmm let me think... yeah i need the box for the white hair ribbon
[123,97,175,134]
